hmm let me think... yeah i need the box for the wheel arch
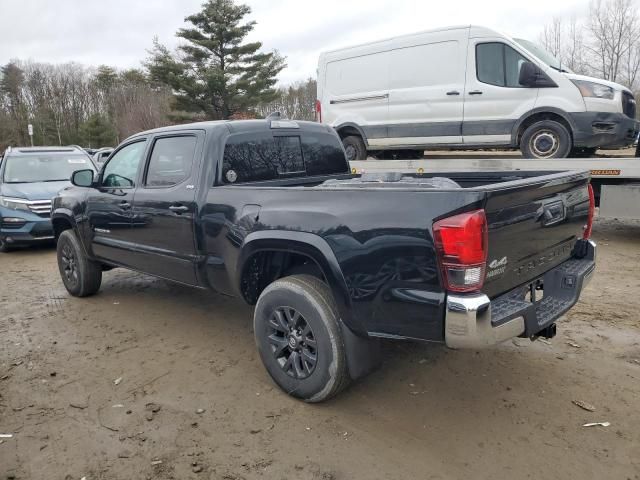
[52,211,76,240]
[335,122,369,147]
[511,108,576,147]
[238,231,360,334]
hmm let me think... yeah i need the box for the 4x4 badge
[489,257,508,269]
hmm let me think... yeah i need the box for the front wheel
[520,120,572,159]
[57,230,102,297]
[0,238,13,253]
[254,274,350,402]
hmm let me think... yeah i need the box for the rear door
[87,139,147,266]
[481,172,591,298]
[463,40,539,144]
[127,131,204,285]
[386,30,468,146]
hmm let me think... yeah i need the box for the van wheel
[254,274,350,402]
[56,230,102,297]
[520,120,572,159]
[342,135,367,161]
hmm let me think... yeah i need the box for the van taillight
[433,210,488,293]
[583,183,595,239]
[315,100,322,123]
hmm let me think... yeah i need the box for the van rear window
[221,131,348,184]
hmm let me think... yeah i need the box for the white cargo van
[316,25,639,160]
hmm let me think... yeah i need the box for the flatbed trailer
[350,157,640,220]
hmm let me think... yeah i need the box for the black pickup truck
[51,119,596,402]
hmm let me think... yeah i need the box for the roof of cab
[126,119,334,142]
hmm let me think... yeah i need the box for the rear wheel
[342,135,367,161]
[520,120,572,159]
[57,230,102,297]
[254,274,350,402]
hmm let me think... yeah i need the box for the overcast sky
[0,0,589,85]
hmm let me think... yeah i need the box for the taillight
[433,209,488,293]
[583,183,595,239]
[315,99,322,123]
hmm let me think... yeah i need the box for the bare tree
[587,0,640,83]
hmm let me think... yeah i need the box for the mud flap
[340,320,381,381]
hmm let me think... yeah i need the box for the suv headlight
[571,80,615,100]
[0,196,30,211]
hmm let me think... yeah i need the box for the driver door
[87,139,147,266]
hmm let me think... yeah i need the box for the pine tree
[146,0,286,119]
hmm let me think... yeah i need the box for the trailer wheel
[254,274,350,402]
[520,120,572,159]
[342,135,367,161]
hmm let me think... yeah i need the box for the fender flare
[334,122,370,147]
[51,210,92,258]
[238,230,364,334]
[511,107,577,146]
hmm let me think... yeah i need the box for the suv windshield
[513,38,570,73]
[2,154,94,183]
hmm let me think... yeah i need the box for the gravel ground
[1,218,639,480]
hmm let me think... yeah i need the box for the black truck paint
[51,119,596,401]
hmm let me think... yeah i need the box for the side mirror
[519,61,557,88]
[71,169,95,187]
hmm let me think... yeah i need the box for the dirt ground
[1,218,639,480]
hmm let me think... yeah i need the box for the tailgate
[481,171,591,298]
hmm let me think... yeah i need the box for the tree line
[540,0,640,94]
[3,0,638,152]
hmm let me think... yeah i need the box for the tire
[520,120,572,159]
[570,147,597,158]
[0,239,13,253]
[254,274,350,402]
[342,135,367,161]
[56,230,102,297]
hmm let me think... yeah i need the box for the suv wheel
[520,120,572,159]
[342,135,367,161]
[254,274,350,402]
[0,238,13,253]
[57,230,102,297]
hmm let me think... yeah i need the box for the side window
[222,133,305,184]
[102,141,146,188]
[476,43,529,87]
[145,136,197,187]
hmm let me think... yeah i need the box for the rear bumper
[445,240,596,349]
[570,112,639,148]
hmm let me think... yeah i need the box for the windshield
[513,38,569,72]
[2,154,94,184]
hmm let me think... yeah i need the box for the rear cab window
[221,130,348,184]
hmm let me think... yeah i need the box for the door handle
[169,205,189,214]
[446,91,460,96]
[119,201,131,210]
[468,90,483,95]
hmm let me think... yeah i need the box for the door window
[476,43,529,87]
[145,136,197,187]
[102,141,146,188]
